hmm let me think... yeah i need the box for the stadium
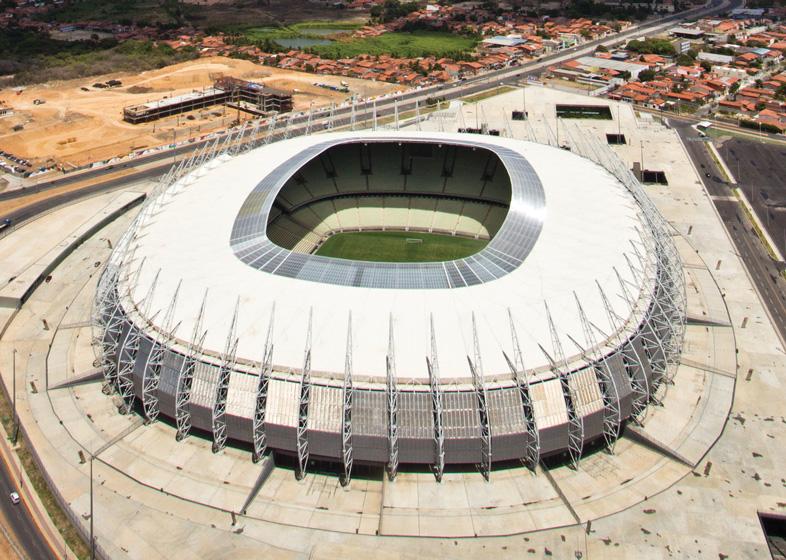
[94,130,686,483]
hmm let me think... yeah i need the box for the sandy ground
[0,57,399,169]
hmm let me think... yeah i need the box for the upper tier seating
[267,142,512,253]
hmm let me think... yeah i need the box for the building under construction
[123,78,293,124]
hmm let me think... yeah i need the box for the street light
[90,452,95,560]
[11,348,18,445]
[640,140,645,172]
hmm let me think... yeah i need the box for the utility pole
[11,348,17,444]
[90,454,95,560]
[640,140,644,172]
[522,85,526,118]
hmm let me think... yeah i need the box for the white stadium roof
[122,131,652,384]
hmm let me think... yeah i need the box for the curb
[0,428,71,559]
[707,140,785,262]
[673,123,786,352]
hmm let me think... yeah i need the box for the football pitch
[314,231,487,263]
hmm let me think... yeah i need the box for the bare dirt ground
[0,57,398,169]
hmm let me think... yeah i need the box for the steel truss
[211,299,240,453]
[632,227,686,372]
[252,305,275,462]
[385,314,400,480]
[116,267,158,414]
[95,268,124,390]
[141,280,182,422]
[503,310,540,470]
[540,303,584,470]
[425,314,445,482]
[623,251,672,387]
[295,308,314,480]
[175,291,208,441]
[340,312,354,486]
[595,279,651,422]
[566,125,687,384]
[467,314,492,481]
[567,293,622,453]
[264,115,277,145]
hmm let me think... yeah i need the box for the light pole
[640,140,644,172]
[90,453,95,560]
[11,348,17,444]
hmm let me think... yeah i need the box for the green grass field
[309,31,478,59]
[315,231,487,262]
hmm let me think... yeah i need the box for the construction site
[0,57,399,175]
[122,77,294,124]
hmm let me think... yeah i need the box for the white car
[9,491,20,505]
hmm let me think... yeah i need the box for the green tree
[638,69,657,81]
[676,53,695,66]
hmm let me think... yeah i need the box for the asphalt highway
[0,443,57,560]
[0,0,738,220]
[673,120,786,345]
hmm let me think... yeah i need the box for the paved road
[0,443,57,560]
[714,137,786,257]
[0,0,738,215]
[672,120,786,345]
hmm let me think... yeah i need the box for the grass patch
[461,86,515,104]
[555,104,613,119]
[315,231,487,262]
[706,126,786,147]
[733,188,782,266]
[291,20,365,31]
[0,388,90,558]
[308,31,478,59]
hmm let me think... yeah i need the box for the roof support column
[426,315,445,482]
[212,299,240,454]
[175,291,208,442]
[504,309,540,471]
[541,303,584,470]
[295,309,313,480]
[252,305,275,462]
[386,314,400,481]
[340,313,354,487]
[468,313,492,481]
